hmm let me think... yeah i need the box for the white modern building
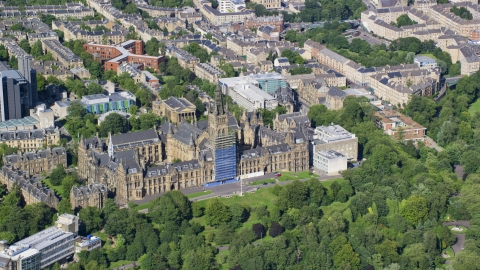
[219,0,246,13]
[0,214,79,270]
[313,150,347,175]
[220,76,279,111]
[310,124,358,161]
[414,55,437,69]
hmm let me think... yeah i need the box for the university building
[77,87,310,206]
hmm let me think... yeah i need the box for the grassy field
[187,190,212,199]
[443,247,454,258]
[418,53,437,60]
[277,171,316,182]
[194,187,278,210]
[41,178,64,198]
[469,99,480,115]
[321,178,347,189]
[250,179,276,186]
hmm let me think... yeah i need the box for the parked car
[275,173,282,177]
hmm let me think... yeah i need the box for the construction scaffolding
[212,132,237,182]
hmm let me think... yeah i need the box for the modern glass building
[80,92,136,114]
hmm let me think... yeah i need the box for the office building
[313,150,347,175]
[0,214,79,270]
[311,124,358,161]
[18,55,38,105]
[0,70,33,121]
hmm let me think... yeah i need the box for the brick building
[83,40,164,72]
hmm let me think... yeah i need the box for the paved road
[425,136,443,152]
[442,220,470,263]
[111,262,138,270]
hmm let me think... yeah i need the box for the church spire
[108,132,114,159]
[214,83,225,115]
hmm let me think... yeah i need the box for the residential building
[194,62,225,83]
[313,150,347,175]
[152,97,196,123]
[0,127,60,152]
[244,14,284,31]
[375,110,426,141]
[0,214,79,269]
[70,183,108,209]
[42,39,84,68]
[257,25,279,41]
[197,1,254,25]
[83,40,164,72]
[311,125,358,161]
[0,166,58,208]
[250,0,281,9]
[165,45,200,72]
[219,0,246,13]
[3,147,67,175]
[0,3,94,19]
[414,55,438,68]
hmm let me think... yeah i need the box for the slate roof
[111,129,159,149]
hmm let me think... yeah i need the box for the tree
[128,105,139,115]
[37,73,46,92]
[269,222,284,237]
[61,175,80,199]
[182,245,217,270]
[49,164,66,186]
[205,198,231,226]
[252,223,266,239]
[19,39,31,54]
[145,38,160,56]
[99,113,128,137]
[400,195,428,225]
[57,200,74,215]
[79,207,103,234]
[87,83,104,95]
[135,89,153,107]
[139,113,158,130]
[31,40,43,58]
[333,243,361,270]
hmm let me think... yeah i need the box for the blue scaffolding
[204,131,237,187]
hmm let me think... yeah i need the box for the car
[270,181,275,184]
[275,173,282,177]
[263,182,268,185]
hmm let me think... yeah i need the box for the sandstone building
[3,147,67,175]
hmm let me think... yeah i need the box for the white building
[0,214,79,270]
[313,150,347,175]
[219,76,280,111]
[310,124,358,161]
[219,0,246,13]
[414,55,437,69]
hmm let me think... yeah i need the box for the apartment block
[3,147,67,175]
[42,39,84,68]
[375,110,426,141]
[0,127,60,152]
[70,183,108,209]
[165,45,200,71]
[244,14,284,31]
[194,62,225,83]
[83,40,164,71]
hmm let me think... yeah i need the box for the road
[111,262,138,270]
[135,172,341,213]
[442,220,470,264]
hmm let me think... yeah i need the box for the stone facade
[0,128,60,152]
[70,183,108,209]
[152,97,196,124]
[0,166,58,208]
[78,88,310,206]
[3,147,67,175]
[244,14,284,32]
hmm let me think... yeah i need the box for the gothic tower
[208,84,237,183]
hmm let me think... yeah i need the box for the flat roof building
[313,150,347,175]
[311,124,358,161]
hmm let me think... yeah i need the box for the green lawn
[187,190,212,199]
[93,230,108,242]
[277,171,316,182]
[321,178,347,189]
[418,53,437,60]
[449,225,468,234]
[110,260,135,269]
[469,98,480,115]
[193,187,278,210]
[443,247,454,258]
[216,249,230,270]
[41,178,64,198]
[250,179,276,186]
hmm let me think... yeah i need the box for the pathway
[110,262,138,270]
[442,220,471,264]
[135,173,341,213]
